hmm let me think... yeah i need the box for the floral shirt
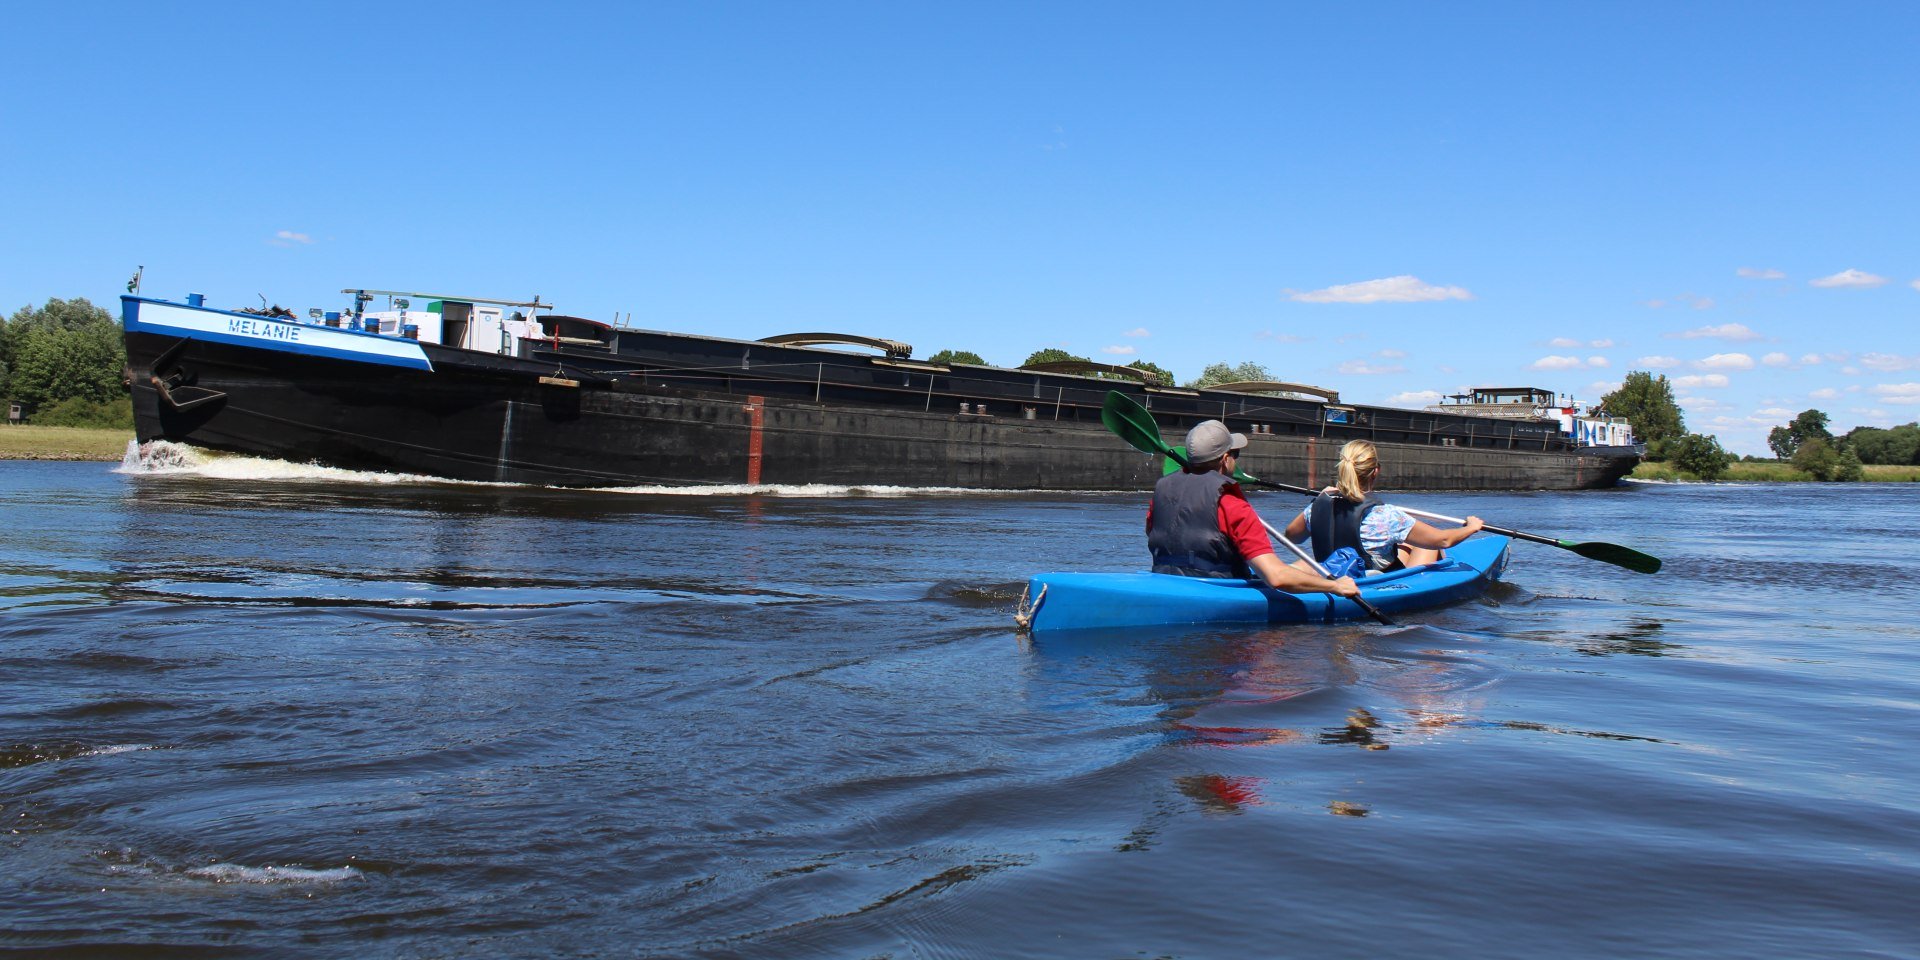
[1294,501,1416,570]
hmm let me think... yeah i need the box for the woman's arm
[1402,516,1484,550]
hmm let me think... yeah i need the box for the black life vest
[1310,491,1381,565]
[1148,470,1249,579]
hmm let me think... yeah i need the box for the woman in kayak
[1282,439,1484,574]
[1148,420,1362,599]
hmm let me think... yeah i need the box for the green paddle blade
[1101,391,1185,464]
[1562,540,1663,574]
[1161,446,1190,475]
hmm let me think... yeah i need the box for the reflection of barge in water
[121,288,1641,491]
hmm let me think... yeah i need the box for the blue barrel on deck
[402,324,419,340]
[324,311,340,326]
[186,293,205,307]
[363,317,381,333]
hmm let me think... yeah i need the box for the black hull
[124,314,1639,492]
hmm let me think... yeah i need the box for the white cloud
[1587,356,1610,368]
[1101,344,1136,356]
[1810,268,1888,288]
[1691,296,1716,310]
[1590,338,1614,348]
[1762,352,1793,368]
[1123,327,1150,338]
[1377,348,1408,359]
[1668,323,1762,341]
[1254,331,1308,343]
[1387,390,1443,406]
[1549,337,1582,348]
[1529,355,1586,371]
[1810,387,1841,400]
[1673,374,1731,389]
[1842,366,1862,376]
[1754,407,1794,418]
[1911,279,1920,293]
[1860,353,1918,372]
[268,229,313,247]
[1338,359,1407,375]
[1588,380,1621,397]
[1737,267,1786,280]
[1801,354,1823,366]
[1287,275,1473,304]
[1634,355,1682,369]
[1695,352,1755,371]
[1681,395,1733,412]
[1872,383,1920,404]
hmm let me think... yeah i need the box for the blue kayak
[1018,536,1510,633]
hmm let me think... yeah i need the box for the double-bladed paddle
[1102,390,1662,575]
[1110,401,1396,625]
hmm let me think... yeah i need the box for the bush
[1670,432,1732,481]
[30,396,134,429]
[1791,437,1840,481]
[1833,447,1864,482]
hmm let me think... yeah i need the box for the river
[3,452,1917,958]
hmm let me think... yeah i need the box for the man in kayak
[1283,439,1484,573]
[1148,420,1362,598]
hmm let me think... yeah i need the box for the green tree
[1833,446,1864,482]
[1021,347,1087,368]
[1844,423,1920,465]
[1767,408,1833,460]
[1791,436,1842,481]
[1670,432,1732,481]
[1126,359,1174,385]
[927,349,986,365]
[4,298,126,409]
[1185,361,1274,389]
[1599,371,1685,460]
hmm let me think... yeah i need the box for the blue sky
[5,2,1918,454]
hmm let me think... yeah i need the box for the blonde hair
[1336,440,1379,501]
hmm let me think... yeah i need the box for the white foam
[586,482,1040,498]
[79,744,153,758]
[185,863,363,884]
[116,440,507,487]
[116,441,1083,497]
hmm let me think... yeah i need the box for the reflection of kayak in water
[1019,536,1510,633]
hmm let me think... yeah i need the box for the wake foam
[117,441,1066,497]
[116,440,505,487]
[184,863,364,884]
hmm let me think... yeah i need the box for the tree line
[1596,370,1907,481]
[1,298,132,428]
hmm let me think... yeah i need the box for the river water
[3,452,1917,958]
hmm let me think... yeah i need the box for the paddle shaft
[1155,444,1392,625]
[1231,473,1561,547]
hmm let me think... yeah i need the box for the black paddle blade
[1564,540,1662,574]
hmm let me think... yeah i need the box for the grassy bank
[0,425,134,461]
[1630,461,1920,482]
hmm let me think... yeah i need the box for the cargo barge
[120,289,1641,491]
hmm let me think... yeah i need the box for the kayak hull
[1020,536,1510,633]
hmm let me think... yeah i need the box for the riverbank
[0,425,133,461]
[1630,461,1920,482]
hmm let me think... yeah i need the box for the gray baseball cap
[1185,420,1248,462]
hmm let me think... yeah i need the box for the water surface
[3,457,1917,958]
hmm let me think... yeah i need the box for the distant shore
[1630,461,1920,483]
[0,426,133,461]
